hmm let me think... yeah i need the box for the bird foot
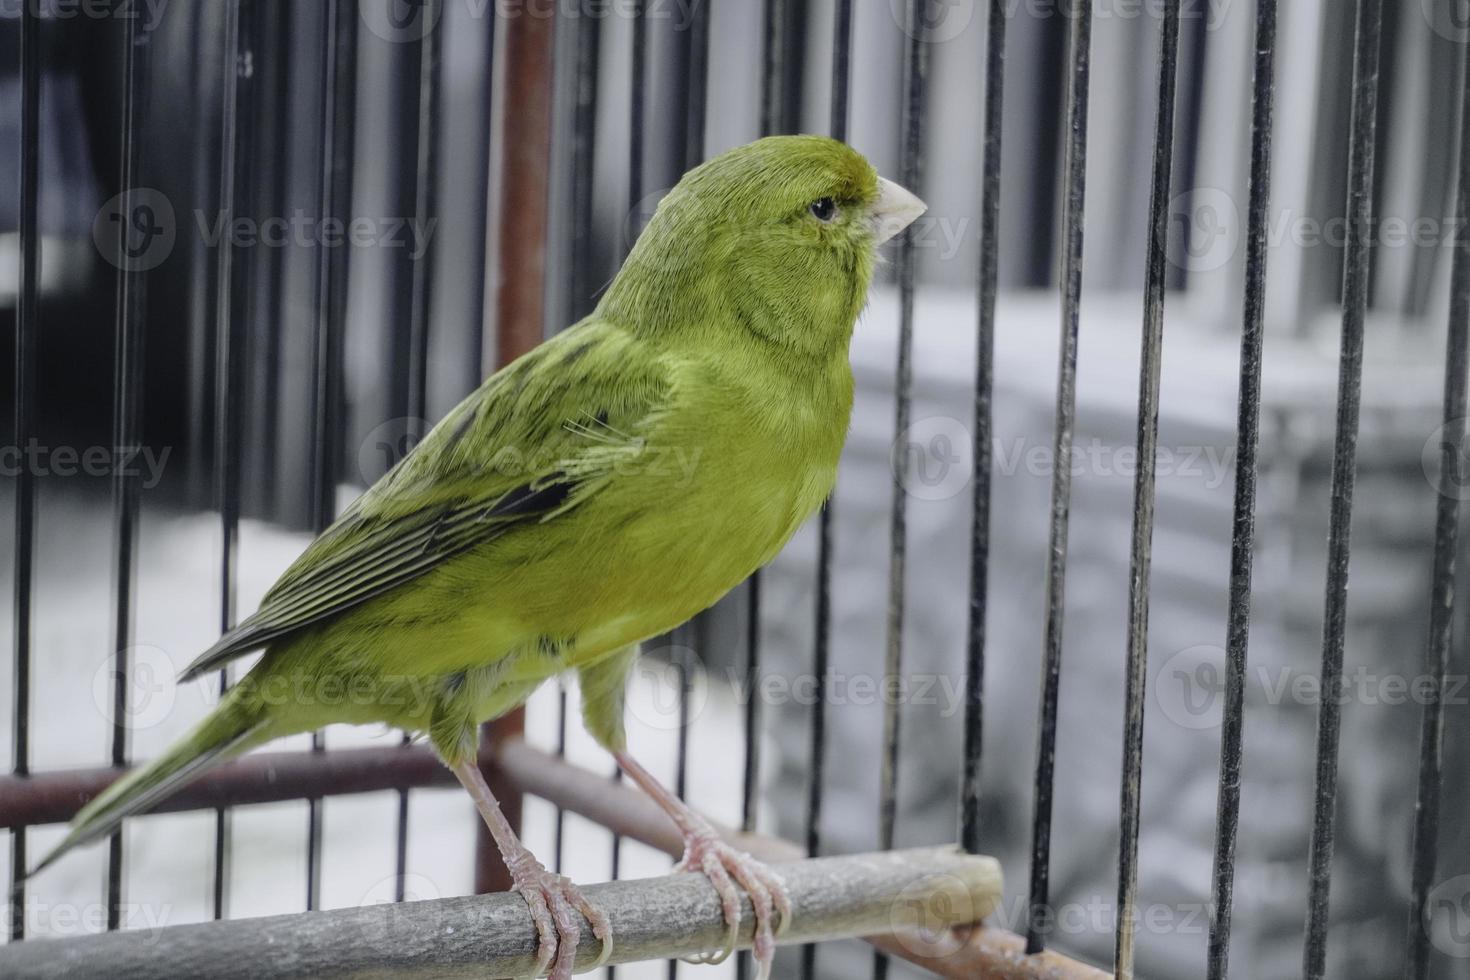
[510,859,612,980]
[674,830,791,980]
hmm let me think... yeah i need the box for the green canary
[34,135,925,980]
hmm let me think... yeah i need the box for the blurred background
[2,0,1469,978]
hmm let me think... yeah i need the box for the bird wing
[179,321,671,681]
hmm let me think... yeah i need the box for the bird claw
[512,863,613,979]
[674,832,791,980]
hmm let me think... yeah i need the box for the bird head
[600,135,926,359]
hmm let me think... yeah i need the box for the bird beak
[870,177,927,245]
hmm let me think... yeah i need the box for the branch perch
[0,847,1000,979]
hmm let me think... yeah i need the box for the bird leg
[447,756,612,980]
[613,751,791,980]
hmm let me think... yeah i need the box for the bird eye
[809,197,837,222]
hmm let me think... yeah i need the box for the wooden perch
[0,847,1000,979]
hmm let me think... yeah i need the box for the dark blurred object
[0,1,496,526]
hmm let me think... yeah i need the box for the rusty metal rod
[0,743,453,830]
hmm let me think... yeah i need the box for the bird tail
[27,696,269,879]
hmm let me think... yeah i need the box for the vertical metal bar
[569,13,600,321]
[1114,4,1181,976]
[396,1,443,904]
[741,571,762,841]
[1205,1,1277,975]
[405,18,441,422]
[668,23,708,980]
[466,11,498,377]
[1405,26,1470,979]
[874,5,928,979]
[307,0,354,913]
[959,0,1007,862]
[760,0,786,137]
[606,1,645,931]
[801,8,853,980]
[556,3,601,878]
[673,0,710,785]
[829,0,851,140]
[210,0,255,923]
[1025,0,1092,956]
[477,0,556,895]
[1302,1,1382,975]
[8,0,41,942]
[106,0,152,932]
